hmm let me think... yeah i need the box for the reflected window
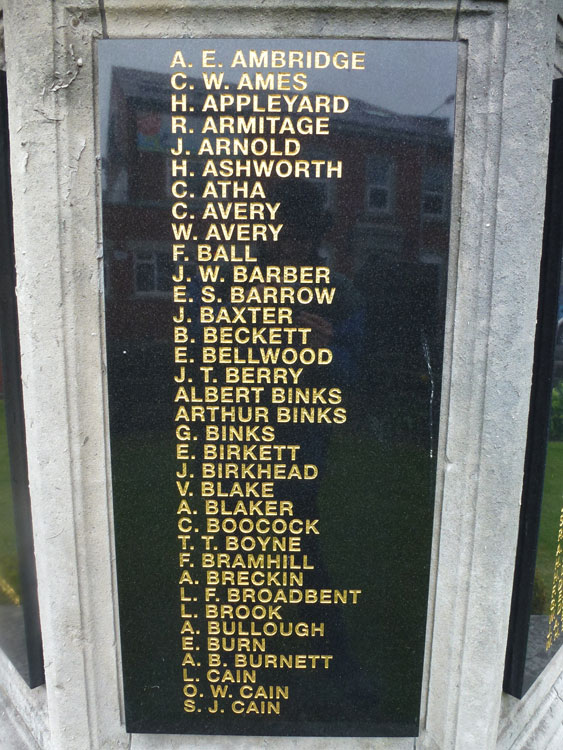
[301,148,333,209]
[365,156,394,214]
[310,175,332,210]
[133,243,173,296]
[422,165,448,219]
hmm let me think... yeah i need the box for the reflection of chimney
[427,93,456,116]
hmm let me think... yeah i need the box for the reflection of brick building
[103,66,453,344]
[330,99,453,278]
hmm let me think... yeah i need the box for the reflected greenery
[0,398,19,607]
[532,440,563,614]
[549,380,563,441]
[532,376,563,616]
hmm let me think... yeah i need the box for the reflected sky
[99,38,458,155]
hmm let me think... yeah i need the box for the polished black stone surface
[505,79,563,699]
[0,71,43,690]
[100,38,457,736]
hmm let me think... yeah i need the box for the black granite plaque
[505,79,563,698]
[0,71,43,689]
[99,38,458,736]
